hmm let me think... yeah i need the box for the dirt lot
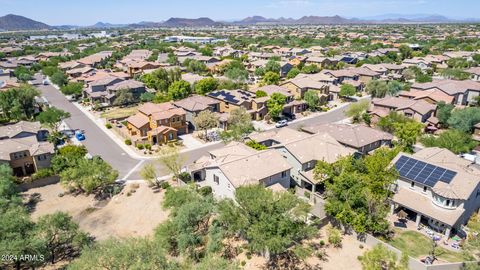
[23,182,169,240]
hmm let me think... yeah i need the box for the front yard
[99,105,139,120]
[386,230,474,263]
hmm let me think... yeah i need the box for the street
[37,78,360,180]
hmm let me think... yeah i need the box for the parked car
[275,119,288,128]
[42,80,49,85]
[75,130,85,141]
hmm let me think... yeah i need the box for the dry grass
[100,106,139,119]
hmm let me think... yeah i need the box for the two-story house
[126,102,187,146]
[83,76,146,106]
[208,89,267,120]
[187,142,292,199]
[410,80,480,106]
[0,121,54,176]
[173,95,220,131]
[370,96,437,124]
[390,148,480,238]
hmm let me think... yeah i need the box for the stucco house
[0,121,54,176]
[390,147,480,238]
[187,142,292,199]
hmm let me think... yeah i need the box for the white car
[42,80,49,85]
[275,120,288,128]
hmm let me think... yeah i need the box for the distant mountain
[90,22,128,28]
[296,15,359,24]
[162,17,219,27]
[360,14,456,23]
[236,16,295,25]
[0,14,50,31]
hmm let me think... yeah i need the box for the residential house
[208,89,267,120]
[187,142,292,199]
[0,121,54,176]
[398,89,454,104]
[301,123,393,154]
[281,76,329,100]
[389,147,480,238]
[83,77,146,106]
[466,67,480,81]
[126,102,187,146]
[410,79,480,106]
[251,85,307,116]
[173,95,220,130]
[370,96,437,123]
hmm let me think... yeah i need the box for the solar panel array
[394,155,457,187]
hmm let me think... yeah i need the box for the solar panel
[394,155,457,187]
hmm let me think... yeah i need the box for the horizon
[0,0,478,25]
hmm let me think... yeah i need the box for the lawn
[387,230,474,263]
[100,106,139,119]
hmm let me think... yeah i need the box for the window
[282,171,287,178]
[411,181,415,188]
[423,186,427,192]
[213,175,219,185]
[446,200,450,207]
[168,133,174,140]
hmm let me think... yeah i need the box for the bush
[160,181,170,190]
[105,123,112,129]
[178,172,191,183]
[199,186,212,196]
[327,225,342,248]
[125,139,132,145]
[137,144,144,150]
[31,168,54,180]
[144,144,152,150]
[319,240,325,247]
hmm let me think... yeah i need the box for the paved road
[37,77,365,180]
[37,83,140,179]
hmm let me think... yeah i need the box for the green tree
[140,92,155,102]
[167,80,192,101]
[36,107,71,132]
[265,59,281,74]
[366,80,388,98]
[140,163,159,187]
[399,45,412,60]
[0,85,40,121]
[416,73,432,83]
[194,78,218,95]
[262,71,280,85]
[112,89,135,106]
[193,110,219,139]
[394,121,423,152]
[359,244,408,270]
[68,238,180,270]
[420,129,478,154]
[266,93,287,120]
[0,206,46,270]
[339,83,356,97]
[184,59,207,74]
[35,212,91,264]
[286,67,300,79]
[304,90,321,111]
[141,68,181,92]
[448,107,480,133]
[387,81,404,97]
[346,100,370,123]
[221,107,253,142]
[301,64,320,74]
[254,67,265,77]
[158,146,185,181]
[59,157,118,194]
[60,82,83,96]
[50,71,68,86]
[255,90,268,98]
[436,101,454,127]
[217,185,314,259]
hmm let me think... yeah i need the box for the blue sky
[0,0,478,25]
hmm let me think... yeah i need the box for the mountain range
[1,13,479,31]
